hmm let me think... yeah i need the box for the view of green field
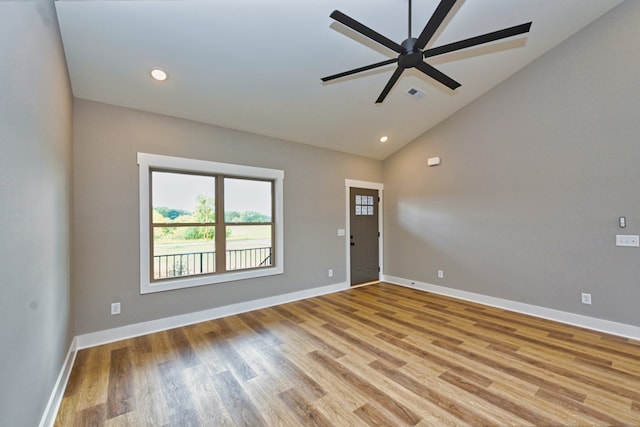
[153,225,272,256]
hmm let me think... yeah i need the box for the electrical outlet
[111,302,121,315]
[437,270,444,279]
[581,293,592,305]
[328,269,333,278]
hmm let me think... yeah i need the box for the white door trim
[345,179,384,286]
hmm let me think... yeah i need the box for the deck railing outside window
[153,247,272,280]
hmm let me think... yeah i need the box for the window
[354,194,375,216]
[138,153,284,294]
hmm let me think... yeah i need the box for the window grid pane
[224,178,272,223]
[225,225,273,271]
[153,226,216,279]
[151,171,215,224]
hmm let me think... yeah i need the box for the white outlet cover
[111,302,121,315]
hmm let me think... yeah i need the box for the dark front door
[350,187,379,286]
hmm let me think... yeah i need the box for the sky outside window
[152,172,271,216]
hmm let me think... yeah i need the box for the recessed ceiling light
[379,136,389,143]
[150,68,168,81]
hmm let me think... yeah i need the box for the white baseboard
[39,337,78,427]
[382,275,640,340]
[76,281,349,349]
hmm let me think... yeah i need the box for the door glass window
[355,194,375,215]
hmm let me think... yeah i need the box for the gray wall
[72,99,382,334]
[0,1,73,426]
[383,1,639,327]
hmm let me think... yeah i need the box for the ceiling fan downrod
[408,0,412,39]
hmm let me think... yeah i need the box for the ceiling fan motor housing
[398,38,423,68]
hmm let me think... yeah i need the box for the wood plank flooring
[55,283,640,426]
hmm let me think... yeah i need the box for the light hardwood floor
[55,283,640,426]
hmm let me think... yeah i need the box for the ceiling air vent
[406,87,425,99]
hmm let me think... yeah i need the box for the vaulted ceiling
[55,0,622,160]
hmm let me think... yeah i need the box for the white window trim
[138,153,284,294]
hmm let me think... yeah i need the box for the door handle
[350,242,355,246]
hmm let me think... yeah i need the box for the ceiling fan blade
[414,61,460,90]
[415,0,459,50]
[321,58,398,82]
[424,22,532,58]
[376,66,405,103]
[330,10,403,53]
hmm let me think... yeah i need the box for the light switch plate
[616,235,639,247]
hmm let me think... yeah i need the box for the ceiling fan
[321,0,532,103]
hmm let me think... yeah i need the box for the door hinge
[378,232,380,237]
[378,266,380,272]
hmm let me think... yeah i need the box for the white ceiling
[55,0,622,160]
